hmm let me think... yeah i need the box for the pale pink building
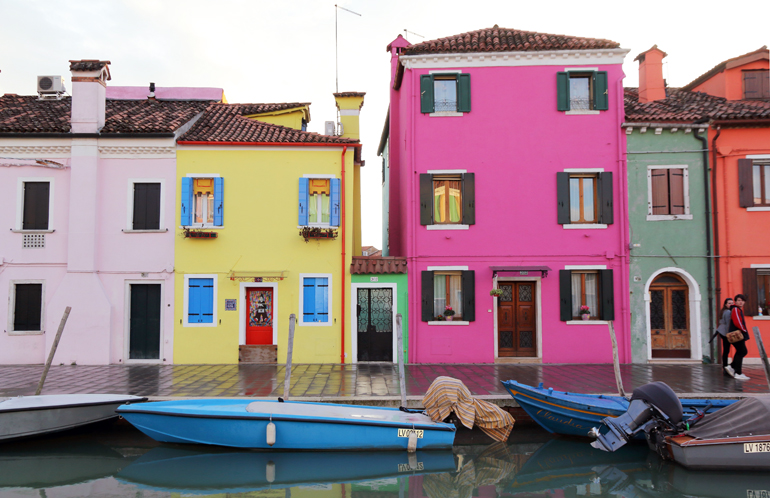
[0,60,210,365]
[385,27,632,363]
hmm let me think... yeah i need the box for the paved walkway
[1,363,767,400]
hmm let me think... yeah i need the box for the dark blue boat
[501,380,734,438]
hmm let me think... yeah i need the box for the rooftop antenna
[335,4,361,94]
[403,29,424,40]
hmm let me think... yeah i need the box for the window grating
[22,234,45,248]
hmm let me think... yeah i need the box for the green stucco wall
[626,127,714,363]
[351,273,409,363]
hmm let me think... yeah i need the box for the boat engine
[590,381,682,452]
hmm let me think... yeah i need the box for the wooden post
[36,306,71,396]
[608,321,626,397]
[753,327,770,389]
[283,314,296,401]
[396,313,407,408]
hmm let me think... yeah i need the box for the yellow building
[173,95,364,364]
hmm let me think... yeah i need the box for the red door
[246,288,273,345]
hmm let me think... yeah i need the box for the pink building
[385,27,632,364]
[0,60,210,365]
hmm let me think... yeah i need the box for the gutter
[178,141,361,147]
[0,132,175,138]
[341,145,348,364]
[711,126,723,309]
[693,125,715,360]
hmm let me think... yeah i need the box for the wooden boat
[117,399,456,450]
[501,380,734,438]
[0,394,146,442]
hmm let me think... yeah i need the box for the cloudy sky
[1,0,766,247]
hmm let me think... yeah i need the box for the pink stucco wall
[388,42,631,364]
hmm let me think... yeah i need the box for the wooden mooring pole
[753,326,770,389]
[608,321,626,397]
[283,314,296,401]
[396,313,407,408]
[36,306,71,396]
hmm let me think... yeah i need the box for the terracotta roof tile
[403,25,620,55]
[624,87,770,123]
[237,103,309,115]
[69,59,110,72]
[681,46,768,92]
[333,92,366,98]
[350,256,407,275]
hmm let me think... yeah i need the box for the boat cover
[687,396,770,439]
[422,376,515,442]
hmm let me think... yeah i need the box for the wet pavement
[1,363,767,400]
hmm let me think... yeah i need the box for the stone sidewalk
[1,363,767,403]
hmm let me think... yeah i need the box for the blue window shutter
[303,277,316,322]
[330,178,341,227]
[213,177,224,226]
[188,278,202,322]
[181,177,193,226]
[201,278,214,324]
[298,178,309,226]
[318,278,329,322]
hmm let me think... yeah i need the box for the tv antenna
[335,4,361,94]
[403,29,424,40]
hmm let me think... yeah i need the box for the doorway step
[239,345,277,363]
[495,357,541,364]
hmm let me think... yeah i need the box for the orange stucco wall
[710,125,770,358]
[693,60,768,100]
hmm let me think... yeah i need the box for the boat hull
[669,436,770,471]
[118,399,456,450]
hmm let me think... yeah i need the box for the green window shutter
[598,172,614,225]
[457,73,471,112]
[599,270,615,321]
[559,270,572,321]
[593,71,609,110]
[738,159,754,207]
[420,75,435,113]
[461,270,475,321]
[557,72,570,111]
[462,173,475,225]
[421,271,434,321]
[556,172,570,224]
[420,174,433,225]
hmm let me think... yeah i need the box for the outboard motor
[590,381,682,452]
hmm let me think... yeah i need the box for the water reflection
[1,423,768,498]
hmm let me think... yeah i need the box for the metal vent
[22,234,45,249]
[38,77,53,90]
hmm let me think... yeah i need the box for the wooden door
[497,282,536,357]
[650,273,690,358]
[129,284,161,360]
[246,288,274,345]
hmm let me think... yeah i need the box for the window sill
[646,214,693,221]
[427,224,469,230]
[123,229,168,233]
[183,322,217,328]
[566,320,609,325]
[752,316,770,321]
[429,111,464,117]
[298,321,333,327]
[747,207,770,212]
[297,225,334,229]
[428,321,469,325]
[11,229,54,233]
[180,225,222,229]
[565,110,601,115]
[8,330,44,336]
[563,224,608,230]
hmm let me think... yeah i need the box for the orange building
[682,47,770,360]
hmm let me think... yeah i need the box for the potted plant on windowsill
[580,305,591,321]
[444,306,456,321]
[490,288,504,297]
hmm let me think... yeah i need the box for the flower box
[300,227,338,242]
[184,229,218,239]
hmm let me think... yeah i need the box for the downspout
[341,145,348,364]
[615,73,631,363]
[711,126,722,308]
[694,125,715,361]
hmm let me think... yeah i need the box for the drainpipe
[711,126,722,308]
[341,145,347,364]
[694,125,715,360]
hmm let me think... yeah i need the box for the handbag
[726,330,744,343]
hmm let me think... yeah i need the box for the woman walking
[716,298,734,375]
[725,294,750,380]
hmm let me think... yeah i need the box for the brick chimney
[69,60,111,133]
[635,46,667,103]
[333,92,365,140]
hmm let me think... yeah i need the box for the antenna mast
[403,29,425,40]
[335,4,361,94]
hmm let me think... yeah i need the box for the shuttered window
[301,277,330,324]
[298,178,340,227]
[22,182,50,230]
[739,159,770,208]
[557,172,613,225]
[742,268,770,317]
[13,283,43,331]
[421,270,475,322]
[649,168,687,216]
[419,173,475,226]
[557,71,609,111]
[559,269,614,321]
[181,177,223,227]
[743,70,770,100]
[132,183,161,230]
[187,278,214,324]
[420,73,471,114]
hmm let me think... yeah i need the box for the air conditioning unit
[325,121,336,136]
[37,76,65,100]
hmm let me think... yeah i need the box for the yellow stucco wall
[173,146,359,364]
[244,108,307,130]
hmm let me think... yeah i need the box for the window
[184,276,216,326]
[559,269,614,321]
[22,181,50,230]
[420,173,475,226]
[181,177,223,227]
[299,178,340,227]
[758,271,770,315]
[557,71,608,112]
[420,73,471,114]
[738,159,770,208]
[300,274,332,325]
[557,172,613,226]
[421,269,475,322]
[132,182,161,230]
[647,166,690,219]
[9,282,43,333]
[742,268,770,316]
[743,70,769,100]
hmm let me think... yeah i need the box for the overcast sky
[1,0,767,247]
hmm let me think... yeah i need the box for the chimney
[635,46,667,103]
[148,82,156,99]
[333,92,365,139]
[69,60,111,133]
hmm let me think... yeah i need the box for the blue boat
[117,399,455,450]
[501,380,734,438]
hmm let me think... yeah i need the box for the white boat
[0,394,146,442]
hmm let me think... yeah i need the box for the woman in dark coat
[725,294,750,380]
[716,298,734,375]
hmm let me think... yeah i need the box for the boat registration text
[398,429,424,438]
[744,442,770,453]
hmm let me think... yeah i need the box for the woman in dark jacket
[716,298,734,375]
[725,294,750,380]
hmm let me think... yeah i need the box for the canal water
[0,420,765,497]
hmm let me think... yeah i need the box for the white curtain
[449,275,462,318]
[585,273,598,317]
[433,277,446,318]
[571,273,582,317]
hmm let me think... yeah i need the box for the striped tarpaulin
[422,376,515,442]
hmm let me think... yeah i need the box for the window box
[300,226,338,242]
[184,228,218,239]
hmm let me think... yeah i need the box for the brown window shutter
[650,169,670,215]
[744,71,761,99]
[742,268,759,316]
[668,169,685,215]
[762,70,770,99]
[738,159,754,208]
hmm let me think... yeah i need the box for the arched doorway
[650,273,690,358]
